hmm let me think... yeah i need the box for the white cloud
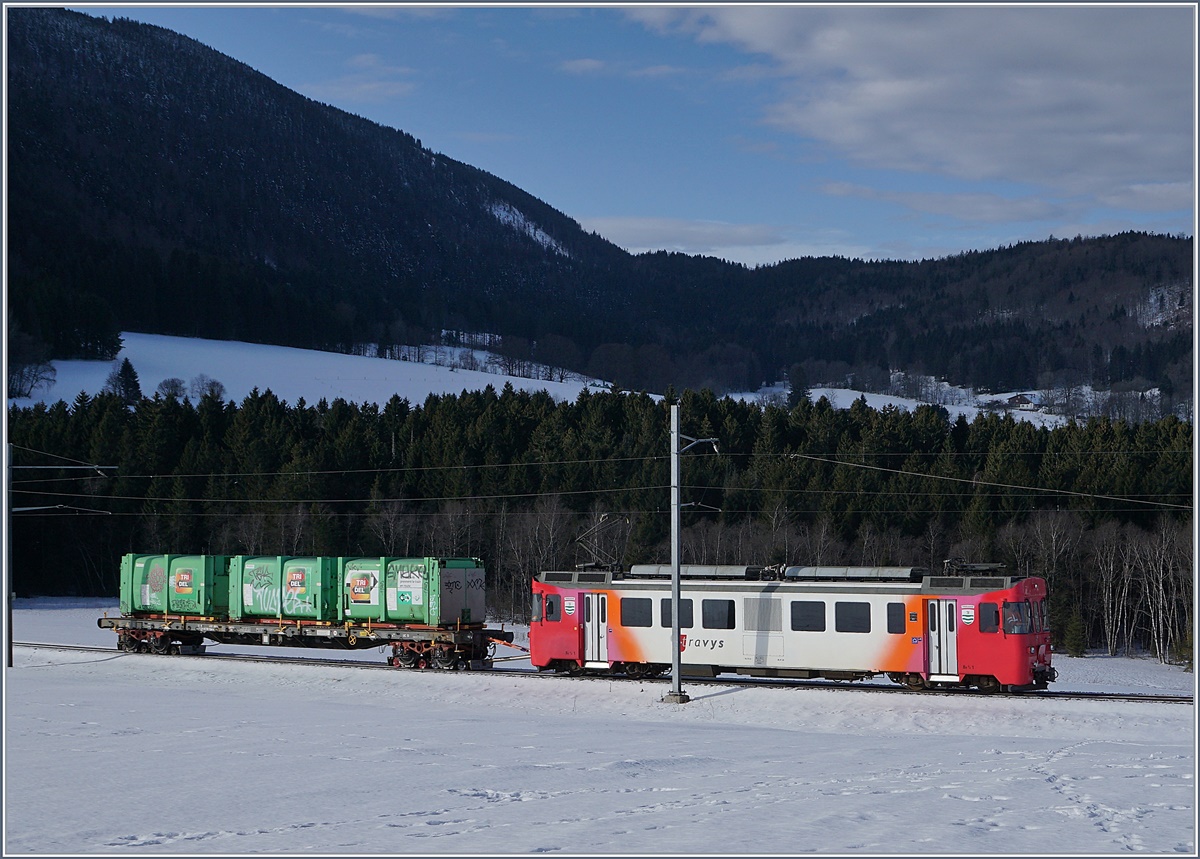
[631,6,1195,211]
[821,182,1070,224]
[559,57,606,75]
[302,52,416,105]
[578,216,875,265]
[581,216,783,253]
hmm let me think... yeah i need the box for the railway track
[14,641,1193,705]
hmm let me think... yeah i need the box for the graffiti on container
[148,565,166,593]
[244,566,278,613]
[242,565,316,615]
[141,563,167,609]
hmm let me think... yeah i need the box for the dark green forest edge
[9,386,1192,664]
[6,9,1194,414]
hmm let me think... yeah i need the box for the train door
[926,599,959,680]
[583,592,609,666]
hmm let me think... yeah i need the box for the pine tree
[1064,610,1088,657]
[103,358,142,407]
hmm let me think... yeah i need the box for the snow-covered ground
[9,332,1067,428]
[7,332,604,410]
[5,599,1194,855]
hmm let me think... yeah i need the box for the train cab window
[659,598,694,629]
[1034,600,1049,633]
[979,602,1000,633]
[532,594,543,622]
[619,598,653,628]
[790,600,826,632]
[886,602,906,635]
[1003,601,1032,634]
[835,602,871,633]
[701,599,736,630]
[545,594,562,622]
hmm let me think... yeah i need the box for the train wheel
[901,673,927,691]
[119,634,139,652]
[432,648,457,670]
[975,676,1003,694]
[150,636,171,655]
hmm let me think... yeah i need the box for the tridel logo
[349,574,375,603]
[286,569,307,594]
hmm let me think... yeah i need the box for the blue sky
[68,4,1196,266]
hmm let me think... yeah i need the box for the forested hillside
[6,8,1194,410]
[9,388,1191,662]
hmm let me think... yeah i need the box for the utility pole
[661,404,717,705]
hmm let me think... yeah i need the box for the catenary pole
[662,405,688,704]
[661,405,717,705]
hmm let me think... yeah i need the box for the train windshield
[531,593,543,622]
[1002,601,1032,635]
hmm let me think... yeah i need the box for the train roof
[538,562,1026,593]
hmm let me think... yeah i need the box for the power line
[784,452,1192,510]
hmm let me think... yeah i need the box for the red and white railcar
[530,562,1055,692]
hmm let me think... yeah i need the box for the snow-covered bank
[11,332,1074,429]
[7,332,603,410]
[4,599,1194,855]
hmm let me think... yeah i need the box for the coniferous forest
[8,386,1192,662]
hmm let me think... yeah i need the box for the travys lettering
[687,638,725,650]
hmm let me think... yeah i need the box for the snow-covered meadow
[7,332,603,410]
[4,599,1194,855]
[9,331,1065,428]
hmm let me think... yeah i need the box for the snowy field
[8,332,1064,428]
[4,599,1194,855]
[7,332,603,410]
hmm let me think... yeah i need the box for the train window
[532,594,543,622]
[1034,600,1049,633]
[620,598,653,628]
[744,598,782,632]
[659,598,694,629]
[979,602,999,633]
[886,603,906,634]
[584,598,590,622]
[545,594,562,622]
[701,599,736,630]
[600,599,606,624]
[834,602,871,633]
[1003,601,1032,635]
[790,601,825,632]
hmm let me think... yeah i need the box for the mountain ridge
[6,7,1193,411]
